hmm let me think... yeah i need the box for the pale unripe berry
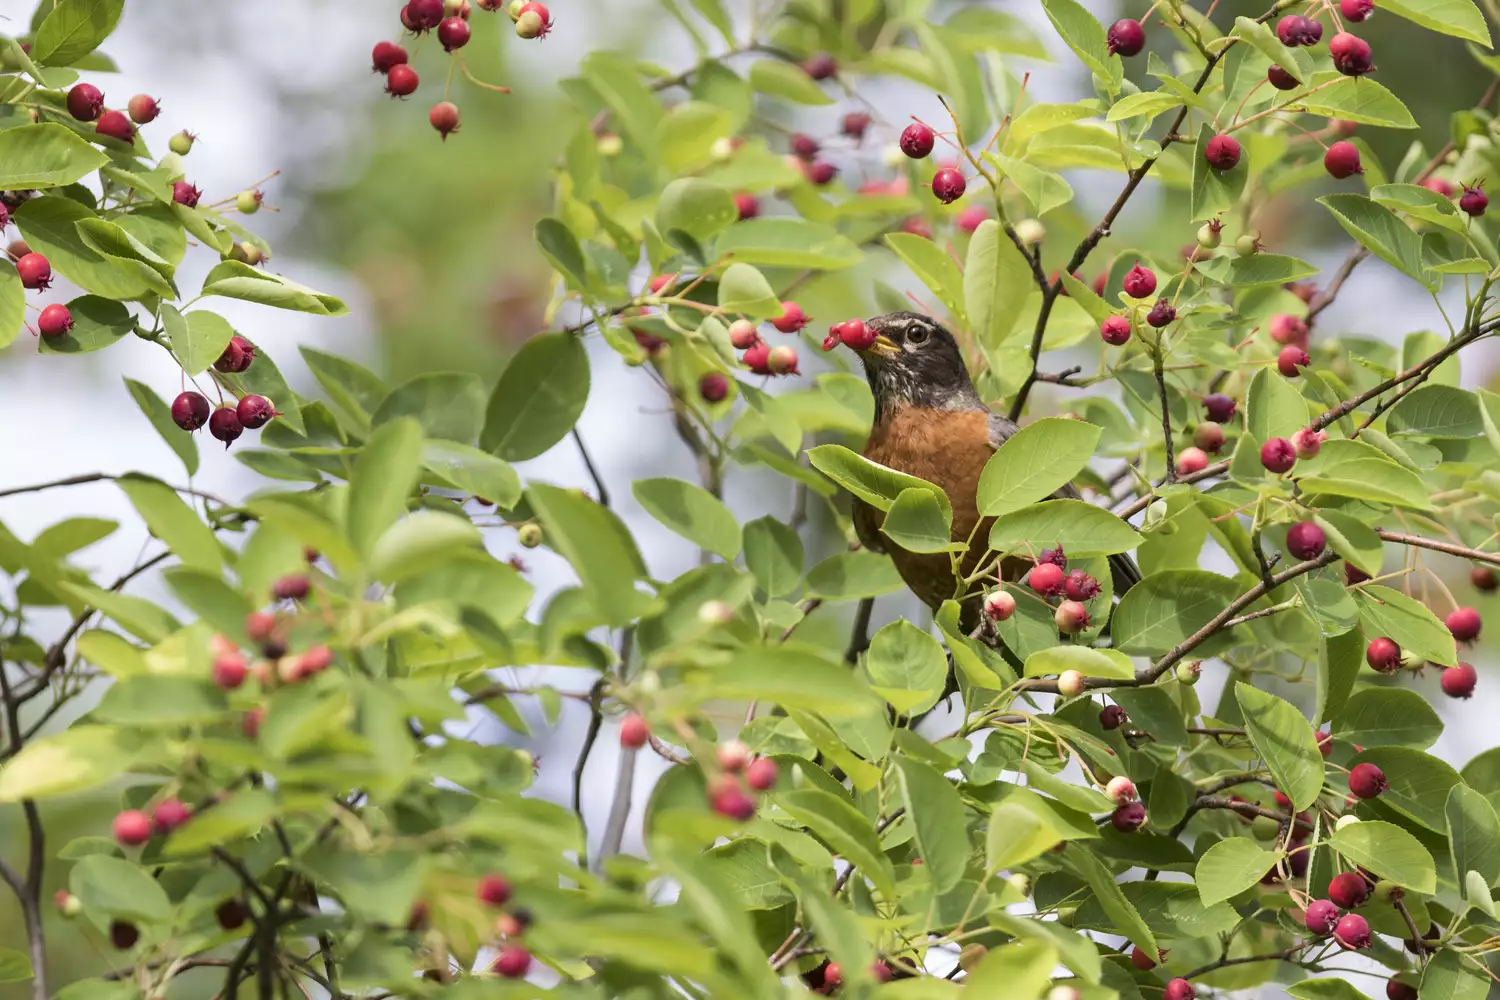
[1057,670,1086,697]
[1106,776,1136,804]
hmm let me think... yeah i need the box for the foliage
[1,0,1500,998]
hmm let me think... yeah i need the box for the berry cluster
[1363,605,1482,699]
[167,338,279,448]
[619,715,779,820]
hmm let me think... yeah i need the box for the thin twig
[844,597,874,664]
[1376,529,1500,567]
[0,471,233,507]
[572,429,611,508]
[1154,344,1176,483]
[1183,944,1307,980]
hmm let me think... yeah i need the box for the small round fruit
[1334,913,1372,950]
[1147,298,1176,328]
[931,167,966,204]
[67,83,105,121]
[372,41,409,73]
[802,53,837,80]
[727,319,760,350]
[1366,637,1401,673]
[95,109,134,143]
[1056,670,1086,697]
[1325,141,1363,179]
[1461,183,1489,217]
[984,590,1016,622]
[514,2,553,38]
[1194,422,1225,453]
[212,652,248,690]
[717,741,750,774]
[1447,605,1482,641]
[1330,33,1374,75]
[438,15,471,49]
[620,713,649,749]
[899,122,936,159]
[110,920,139,950]
[152,798,191,834]
[113,809,152,846]
[493,944,532,978]
[1329,871,1371,908]
[712,787,756,821]
[1164,979,1195,1000]
[841,111,871,139]
[1054,600,1090,633]
[1111,801,1147,832]
[37,302,72,337]
[1203,393,1237,423]
[770,302,809,334]
[217,898,247,930]
[733,192,758,219]
[385,64,419,98]
[1129,947,1157,971]
[169,130,196,155]
[1286,521,1326,560]
[1105,775,1135,802]
[746,756,779,791]
[1204,133,1242,171]
[1029,561,1066,596]
[518,523,542,548]
[698,372,730,403]
[1260,437,1296,474]
[430,101,461,140]
[742,341,772,375]
[767,345,799,376]
[215,335,255,373]
[1063,571,1100,601]
[1121,263,1157,298]
[1106,19,1146,56]
[16,252,51,290]
[1100,315,1131,345]
[1441,662,1477,699]
[1304,898,1341,936]
[1348,762,1388,800]
[1342,0,1375,20]
[1176,661,1202,685]
[126,94,160,125]
[1292,427,1326,459]
[1100,704,1128,730]
[1268,65,1300,90]
[1471,566,1498,591]
[1278,345,1311,377]
[477,873,512,906]
[1177,446,1209,475]
[209,408,243,448]
[1276,14,1322,46]
[1197,220,1223,250]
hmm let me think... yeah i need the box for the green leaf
[1421,950,1491,1000]
[892,756,969,894]
[534,217,589,288]
[0,261,22,350]
[1110,569,1242,654]
[0,726,135,802]
[986,802,1066,871]
[1355,585,1458,666]
[685,0,735,44]
[175,310,235,376]
[1291,75,1418,128]
[0,949,31,984]
[1287,979,1376,1000]
[1315,509,1383,577]
[1195,252,1320,287]
[1448,784,1500,890]
[714,217,862,270]
[656,178,738,244]
[866,620,948,715]
[31,0,122,65]
[880,488,958,554]
[988,499,1139,557]
[370,510,483,583]
[1373,184,1469,234]
[528,483,650,626]
[1386,384,1482,437]
[1246,367,1309,446]
[990,152,1075,216]
[163,790,276,857]
[1350,747,1462,831]
[1235,681,1324,811]
[199,260,347,315]
[804,551,905,600]
[0,123,108,188]
[1069,845,1159,955]
[978,417,1100,516]
[58,583,178,644]
[807,444,951,516]
[1328,819,1437,893]
[1382,0,1490,45]
[1319,193,1436,291]
[963,939,1057,999]
[774,792,894,900]
[1039,0,1122,91]
[115,474,221,572]
[481,332,590,462]
[1231,15,1304,80]
[716,262,780,318]
[1106,89,1188,123]
[579,50,664,148]
[70,855,169,922]
[884,232,967,326]
[632,477,741,559]
[1195,838,1284,906]
[1336,687,1442,748]
[419,440,520,509]
[35,294,131,355]
[963,220,1033,348]
[300,345,387,434]
[1023,645,1134,679]
[347,417,423,560]
[748,58,834,105]
[94,674,227,726]
[75,218,174,287]
[742,516,802,598]
[373,372,486,444]
[1190,123,1248,222]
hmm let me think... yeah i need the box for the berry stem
[456,56,512,94]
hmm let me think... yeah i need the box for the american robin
[850,311,1141,630]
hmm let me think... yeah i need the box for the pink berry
[1107,19,1146,57]
[438,16,470,49]
[492,944,531,978]
[1039,546,1067,568]
[1267,65,1300,90]
[1278,345,1311,378]
[1194,422,1225,453]
[746,756,779,791]
[733,192,758,220]
[717,741,750,773]
[67,83,105,122]
[1270,313,1310,347]
[1366,638,1401,673]
[956,206,988,233]
[1261,437,1296,474]
[236,394,277,430]
[1292,427,1326,459]
[1329,872,1371,908]
[95,109,134,144]
[1286,521,1326,560]
[172,181,202,208]
[1348,762,1387,800]
[209,408,243,448]
[113,810,152,846]
[1442,662,1477,699]
[824,964,843,987]
[430,101,460,140]
[1054,600,1090,633]
[406,0,445,29]
[790,133,819,159]
[1276,14,1322,46]
[931,167,966,204]
[699,372,729,403]
[1205,133,1242,171]
[1330,33,1374,75]
[212,652,248,690]
[899,123,935,159]
[477,873,512,906]
[1147,298,1176,328]
[16,252,51,290]
[620,713,649,749]
[214,335,256,374]
[1111,801,1147,832]
[1422,177,1456,198]
[1471,566,1498,592]
[1461,183,1488,217]
[272,574,309,601]
[1100,705,1128,731]
[514,2,553,38]
[806,161,838,186]
[152,798,191,834]
[1341,0,1375,19]
[742,341,772,375]
[1177,447,1209,475]
[1324,141,1363,179]
[984,590,1016,622]
[1334,913,1372,950]
[712,787,756,821]
[1063,571,1100,601]
[1100,315,1131,345]
[727,320,760,350]
[372,41,409,73]
[841,112,871,139]
[385,64,419,98]
[1164,979,1195,1000]
[1122,263,1157,298]
[1029,561,1065,596]
[802,53,837,81]
[770,302,808,334]
[1305,899,1341,935]
[37,302,72,337]
[1447,606,1482,642]
[1317,729,1333,756]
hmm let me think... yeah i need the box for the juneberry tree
[3,0,1500,998]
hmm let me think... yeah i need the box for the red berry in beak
[1348,762,1387,800]
[899,122,936,159]
[372,41,409,73]
[1106,18,1146,56]
[1447,605,1482,641]
[171,391,211,431]
[385,64,419,98]
[209,408,243,448]
[837,318,876,351]
[16,252,51,290]
[1330,33,1374,75]
[95,109,135,144]
[1204,133,1242,171]
[1100,315,1131,345]
[1260,437,1296,474]
[37,303,72,337]
[429,101,461,140]
[1324,141,1363,179]
[1442,662,1477,699]
[66,83,105,121]
[931,167,966,204]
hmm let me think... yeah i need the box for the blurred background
[1,0,1497,993]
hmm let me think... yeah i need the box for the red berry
[1334,913,1372,950]
[1267,65,1300,90]
[126,94,160,124]
[802,53,837,81]
[372,41,409,73]
[806,161,838,186]
[1461,183,1489,217]
[1205,133,1242,171]
[214,335,256,373]
[37,302,72,337]
[66,83,104,122]
[297,644,334,678]
[1329,872,1371,908]
[841,112,871,139]
[931,167,966,204]
[236,394,277,431]
[746,756,779,791]
[1346,563,1371,586]
[1317,730,1333,756]
[1292,427,1326,459]
[767,345,800,376]
[212,652,248,690]
[790,133,819,159]
[217,899,247,930]
[95,109,134,144]
[16,252,51,290]
[1341,0,1375,20]
[1330,33,1374,75]
[172,181,202,208]
[1286,521,1326,560]
[1100,705,1127,730]
[1366,637,1401,673]
[1348,762,1387,800]
[838,318,876,351]
[698,372,730,403]
[1473,566,1498,591]
[438,16,470,49]
[110,920,139,950]
[1028,561,1066,597]
[514,2,553,38]
[243,706,265,738]
[429,101,460,140]
[984,590,1016,622]
[477,873,512,906]
[733,192,758,219]
[113,809,152,846]
[272,574,309,601]
[1100,315,1131,345]
[1305,899,1341,935]
[209,408,243,448]
[712,787,757,821]
[1177,447,1209,475]
[1260,437,1296,474]
[823,963,843,987]
[1121,262,1157,298]
[1278,345,1311,378]
[956,205,989,233]
[1111,801,1147,832]
[1203,393,1237,423]
[246,611,276,643]
[770,302,809,333]
[152,798,191,834]
[493,944,531,978]
[406,0,445,29]
[1106,18,1146,56]
[1387,979,1419,1000]
[1447,606,1482,641]
[899,122,936,159]
[742,341,772,375]
[900,215,931,238]
[385,64,419,98]
[1442,662,1477,699]
[1130,947,1157,971]
[1276,14,1322,46]
[1147,298,1176,328]
[620,713,649,749]
[1324,141,1363,179]
[1164,979,1195,1000]
[1064,571,1100,601]
[871,960,892,983]
[1194,422,1225,453]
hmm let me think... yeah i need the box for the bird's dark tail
[1109,552,1143,594]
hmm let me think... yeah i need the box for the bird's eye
[906,323,930,346]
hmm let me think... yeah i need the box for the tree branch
[1154,345,1176,483]
[844,597,874,664]
[1182,944,1307,980]
[1376,529,1500,567]
[595,745,637,871]
[0,471,232,508]
[572,428,611,508]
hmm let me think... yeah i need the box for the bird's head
[855,311,981,419]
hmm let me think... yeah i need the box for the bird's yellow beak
[860,334,901,359]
